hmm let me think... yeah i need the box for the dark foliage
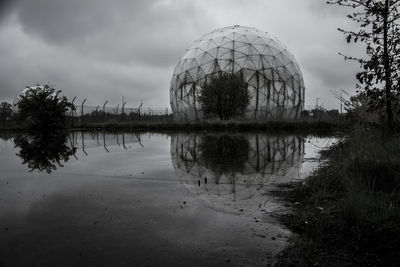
[328,0,400,131]
[14,131,76,173]
[199,134,249,174]
[198,71,251,120]
[16,85,74,129]
[0,101,12,126]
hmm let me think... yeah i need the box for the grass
[275,125,400,266]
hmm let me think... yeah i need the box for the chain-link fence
[68,104,173,124]
[1,98,342,128]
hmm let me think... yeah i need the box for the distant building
[170,25,305,120]
[302,108,340,119]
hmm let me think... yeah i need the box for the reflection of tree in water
[171,134,304,214]
[200,135,249,175]
[14,132,76,173]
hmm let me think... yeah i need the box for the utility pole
[340,92,342,114]
[315,98,319,110]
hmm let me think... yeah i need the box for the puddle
[0,132,337,266]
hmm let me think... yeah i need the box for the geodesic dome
[170,25,305,120]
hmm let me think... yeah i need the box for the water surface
[0,131,336,266]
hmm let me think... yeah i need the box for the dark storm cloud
[0,0,15,21]
[0,0,213,106]
[14,0,149,43]
[12,0,206,66]
[0,0,366,109]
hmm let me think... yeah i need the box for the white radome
[170,25,305,120]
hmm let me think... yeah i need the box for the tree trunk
[383,0,393,133]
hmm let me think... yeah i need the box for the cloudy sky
[0,0,364,110]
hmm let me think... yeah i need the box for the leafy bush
[16,85,73,129]
[198,71,251,120]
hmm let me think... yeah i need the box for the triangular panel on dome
[233,41,248,50]
[235,34,249,43]
[252,44,267,54]
[249,55,262,69]
[235,44,250,55]
[210,30,225,39]
[246,34,260,43]
[243,70,257,85]
[233,50,249,61]
[184,49,197,59]
[252,36,269,45]
[219,37,234,49]
[200,61,216,74]
[218,59,233,71]
[243,56,257,70]
[187,59,200,70]
[207,47,220,58]
[269,40,285,52]
[219,50,233,61]
[234,56,248,68]
[247,45,259,56]
[223,32,235,41]
[211,37,226,47]
[194,66,206,80]
[197,52,215,65]
[267,46,281,56]
[285,62,298,75]
[261,56,274,69]
[261,68,273,81]
[217,47,232,58]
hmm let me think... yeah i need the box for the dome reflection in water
[13,131,76,173]
[171,133,304,215]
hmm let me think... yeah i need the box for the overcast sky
[0,0,364,110]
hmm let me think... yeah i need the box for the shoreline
[0,119,350,134]
[273,127,400,266]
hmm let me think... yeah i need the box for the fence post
[121,96,126,122]
[81,99,86,123]
[95,105,100,122]
[138,100,143,120]
[103,100,108,123]
[115,104,119,121]
[71,96,76,125]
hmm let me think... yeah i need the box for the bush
[16,85,73,129]
[198,71,251,120]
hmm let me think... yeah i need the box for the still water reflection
[8,132,142,173]
[0,131,336,266]
[13,132,76,173]
[171,134,304,215]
